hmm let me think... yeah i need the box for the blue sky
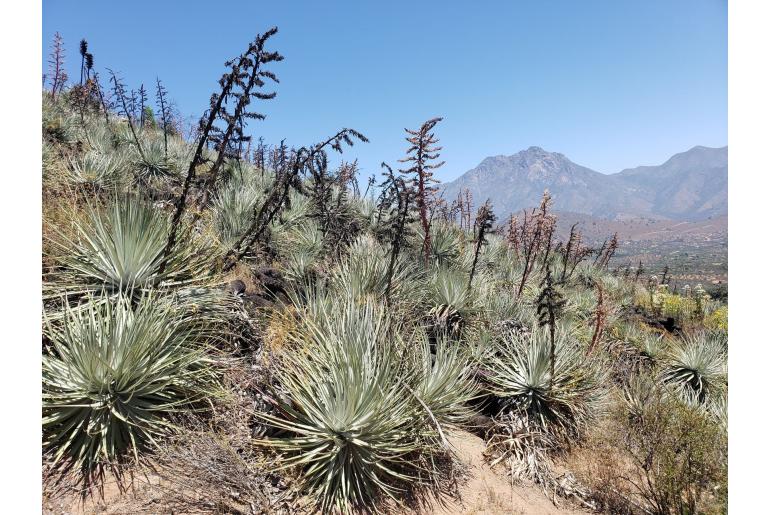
[42,0,726,180]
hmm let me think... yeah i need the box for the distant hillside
[440,146,727,221]
[613,146,728,220]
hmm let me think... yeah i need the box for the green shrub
[613,389,727,514]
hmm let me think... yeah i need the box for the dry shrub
[570,388,727,515]
[42,187,91,273]
[148,428,292,514]
[568,421,640,514]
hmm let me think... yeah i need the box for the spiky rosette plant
[42,92,79,144]
[277,224,324,283]
[413,330,478,431]
[256,300,433,513]
[421,222,463,268]
[210,174,265,248]
[66,151,128,191]
[42,294,219,484]
[484,325,606,440]
[332,234,423,311]
[660,332,727,404]
[49,197,210,298]
[132,136,176,182]
[622,373,660,421]
[427,267,481,336]
[481,290,537,335]
[482,325,606,484]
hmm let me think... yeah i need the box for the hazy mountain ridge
[440,145,727,221]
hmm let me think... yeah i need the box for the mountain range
[440,145,727,222]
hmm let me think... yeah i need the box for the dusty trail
[415,430,588,515]
[44,430,589,514]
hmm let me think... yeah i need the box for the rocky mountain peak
[440,145,727,221]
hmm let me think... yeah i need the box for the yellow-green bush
[704,306,728,332]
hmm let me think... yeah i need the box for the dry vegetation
[41,29,727,514]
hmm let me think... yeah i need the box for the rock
[469,414,495,431]
[253,266,288,299]
[228,279,247,296]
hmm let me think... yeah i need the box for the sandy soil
[420,431,589,515]
[43,430,590,514]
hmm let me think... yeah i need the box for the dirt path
[422,430,589,515]
[44,430,590,514]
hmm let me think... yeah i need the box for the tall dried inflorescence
[468,199,497,287]
[535,264,566,389]
[79,39,88,85]
[558,223,584,282]
[505,214,520,258]
[594,232,619,269]
[155,78,172,157]
[78,39,95,86]
[197,29,285,206]
[222,128,367,271]
[463,189,473,230]
[137,84,149,127]
[307,155,361,251]
[162,28,284,272]
[516,190,557,296]
[377,163,417,305]
[399,117,445,263]
[48,32,68,100]
[69,41,101,125]
[108,69,148,164]
[588,281,607,354]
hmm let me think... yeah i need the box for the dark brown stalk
[107,69,147,162]
[222,128,367,271]
[160,28,284,273]
[197,31,283,208]
[588,282,606,354]
[48,32,67,100]
[399,117,445,264]
[159,70,238,273]
[468,200,496,288]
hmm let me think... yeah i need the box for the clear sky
[42,0,727,180]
